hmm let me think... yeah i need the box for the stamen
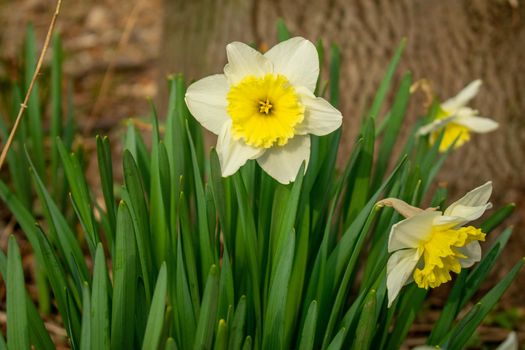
[258,99,273,114]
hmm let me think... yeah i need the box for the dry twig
[0,0,63,171]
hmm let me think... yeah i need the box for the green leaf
[35,225,81,341]
[441,259,523,350]
[480,203,516,233]
[123,150,153,301]
[326,327,347,350]
[229,296,247,350]
[0,332,6,350]
[0,180,50,313]
[24,25,45,179]
[96,136,117,243]
[177,192,201,318]
[276,19,291,41]
[322,206,379,347]
[214,320,228,350]
[232,174,262,336]
[0,250,54,350]
[80,283,91,350]
[27,151,89,284]
[367,38,406,120]
[373,72,412,189]
[263,230,295,349]
[186,121,214,280]
[298,300,318,350]
[150,131,169,268]
[57,138,99,254]
[329,44,341,107]
[51,33,64,203]
[352,289,377,350]
[346,117,375,224]
[194,265,220,350]
[218,247,234,320]
[7,236,30,350]
[142,263,168,350]
[91,244,110,350]
[164,76,187,204]
[241,336,252,350]
[460,227,514,310]
[171,233,196,349]
[111,201,138,350]
[165,338,178,350]
[384,284,427,350]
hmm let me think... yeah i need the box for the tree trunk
[160,0,525,203]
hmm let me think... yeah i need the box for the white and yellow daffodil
[418,80,498,152]
[184,37,342,184]
[379,181,493,307]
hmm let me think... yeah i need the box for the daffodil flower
[378,181,493,307]
[184,37,342,184]
[418,80,498,152]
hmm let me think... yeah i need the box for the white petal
[445,182,493,217]
[224,42,272,85]
[455,115,499,133]
[443,204,491,224]
[433,215,467,230]
[388,210,442,252]
[496,332,518,350]
[216,121,264,177]
[185,74,230,135]
[295,88,342,136]
[417,115,456,136]
[256,135,310,184]
[459,241,482,268]
[442,79,482,112]
[387,249,421,307]
[264,37,319,92]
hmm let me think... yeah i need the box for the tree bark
[160,0,525,203]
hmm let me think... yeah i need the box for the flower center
[431,109,470,152]
[226,74,304,148]
[413,226,485,289]
[258,98,273,114]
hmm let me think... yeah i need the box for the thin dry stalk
[0,0,63,171]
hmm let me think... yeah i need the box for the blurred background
[0,0,524,346]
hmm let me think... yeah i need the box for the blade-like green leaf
[276,19,291,41]
[0,250,54,350]
[367,38,406,120]
[194,265,220,350]
[142,263,167,350]
[263,230,295,349]
[352,289,377,350]
[229,296,247,350]
[91,244,110,350]
[298,300,318,350]
[80,282,91,350]
[96,135,117,243]
[111,201,138,349]
[7,236,30,350]
[441,259,523,350]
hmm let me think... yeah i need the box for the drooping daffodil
[378,181,493,307]
[418,80,498,152]
[184,37,342,184]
